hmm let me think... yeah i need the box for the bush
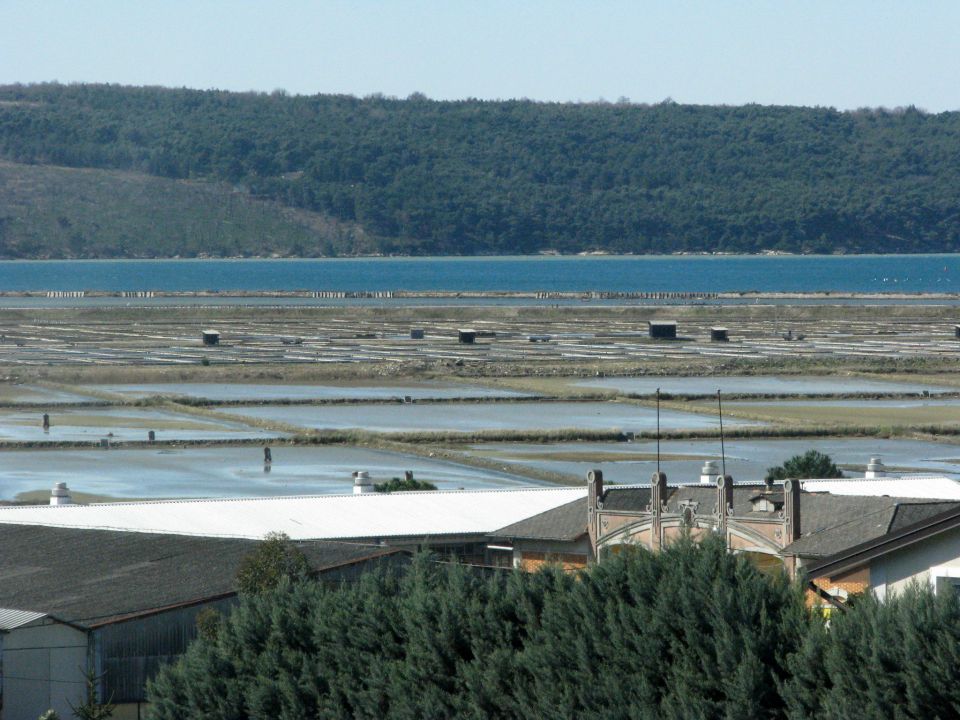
[373,473,437,493]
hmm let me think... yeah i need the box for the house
[587,469,960,601]
[0,525,402,720]
[802,503,960,603]
[486,496,589,570]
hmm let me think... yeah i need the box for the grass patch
[706,401,960,428]
[492,451,704,462]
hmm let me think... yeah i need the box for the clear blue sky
[3,1,959,111]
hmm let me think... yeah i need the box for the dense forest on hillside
[1,83,959,258]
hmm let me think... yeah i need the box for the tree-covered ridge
[0,160,372,258]
[2,83,960,257]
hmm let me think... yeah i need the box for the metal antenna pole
[718,389,726,477]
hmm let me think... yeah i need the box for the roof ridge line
[0,485,587,510]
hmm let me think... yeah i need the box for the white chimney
[865,457,887,479]
[700,460,720,484]
[50,482,72,506]
[353,470,374,495]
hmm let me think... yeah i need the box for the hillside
[1,84,959,257]
[0,161,373,258]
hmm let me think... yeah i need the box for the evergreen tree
[765,450,844,482]
[146,543,960,720]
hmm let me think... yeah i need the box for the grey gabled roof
[601,484,960,559]
[490,498,587,541]
[804,504,960,580]
[0,525,398,627]
[784,496,960,557]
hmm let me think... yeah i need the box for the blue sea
[0,255,957,293]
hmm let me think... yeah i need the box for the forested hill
[1,83,960,258]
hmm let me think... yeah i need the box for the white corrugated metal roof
[0,487,587,540]
[0,608,47,630]
[803,475,960,500]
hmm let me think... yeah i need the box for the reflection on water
[222,401,757,433]
[471,438,960,485]
[88,381,531,402]
[0,445,544,500]
[0,408,279,443]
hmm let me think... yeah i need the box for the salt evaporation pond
[574,375,957,396]
[0,385,99,405]
[222,401,756,434]
[0,407,280,443]
[0,445,544,500]
[729,398,960,409]
[470,438,960,486]
[86,381,531,402]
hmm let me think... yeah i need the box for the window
[929,566,960,595]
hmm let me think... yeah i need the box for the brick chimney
[784,479,801,543]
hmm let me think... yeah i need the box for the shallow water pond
[87,381,532,402]
[0,384,98,404]
[0,445,544,501]
[468,438,960,485]
[222,401,756,434]
[0,407,279,442]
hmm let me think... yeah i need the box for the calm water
[222,402,757,433]
[474,438,960,485]
[0,408,281,443]
[89,381,532,402]
[1,255,959,293]
[0,446,542,500]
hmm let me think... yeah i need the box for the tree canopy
[765,450,845,482]
[234,531,311,594]
[2,83,960,258]
[147,541,960,719]
[373,474,438,493]
[148,540,811,719]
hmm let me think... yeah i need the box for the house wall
[870,527,960,599]
[809,566,871,605]
[514,537,590,571]
[596,510,784,556]
[2,619,88,720]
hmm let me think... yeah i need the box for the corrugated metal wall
[96,597,236,703]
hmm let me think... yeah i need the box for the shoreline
[1,289,959,300]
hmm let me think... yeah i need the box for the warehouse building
[0,526,401,720]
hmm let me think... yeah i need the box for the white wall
[2,619,88,720]
[871,527,960,599]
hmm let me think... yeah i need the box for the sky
[2,1,959,111]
